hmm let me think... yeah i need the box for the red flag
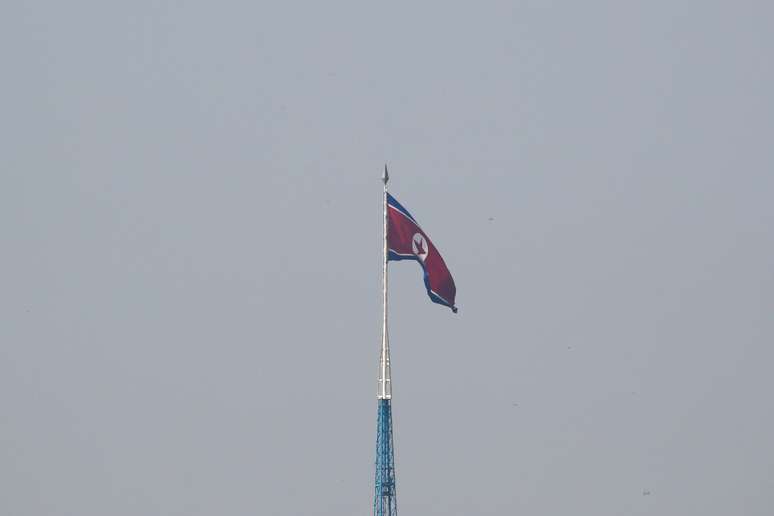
[386,192,457,312]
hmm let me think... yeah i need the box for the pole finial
[382,164,389,185]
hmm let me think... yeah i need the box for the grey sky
[2,1,773,515]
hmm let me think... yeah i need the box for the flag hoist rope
[379,165,391,400]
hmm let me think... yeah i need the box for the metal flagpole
[379,164,391,400]
[374,164,397,516]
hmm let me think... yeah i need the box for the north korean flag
[387,192,457,313]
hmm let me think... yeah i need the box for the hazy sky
[2,1,773,515]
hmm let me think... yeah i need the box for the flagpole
[374,164,397,516]
[379,164,391,400]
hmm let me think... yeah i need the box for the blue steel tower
[374,398,396,516]
[374,166,398,516]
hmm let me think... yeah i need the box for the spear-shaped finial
[382,164,389,185]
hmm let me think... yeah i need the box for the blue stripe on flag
[386,192,417,224]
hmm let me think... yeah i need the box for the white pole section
[378,165,392,400]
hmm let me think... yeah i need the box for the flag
[387,192,457,313]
